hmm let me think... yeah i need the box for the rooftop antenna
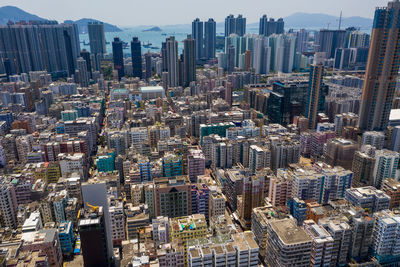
[327,22,331,30]
[338,10,343,30]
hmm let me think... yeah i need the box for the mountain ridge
[64,18,122,33]
[0,6,122,33]
[0,6,45,25]
[0,6,373,31]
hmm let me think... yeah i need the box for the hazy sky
[0,0,390,26]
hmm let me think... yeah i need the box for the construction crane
[86,202,99,212]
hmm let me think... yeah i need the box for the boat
[150,46,160,50]
[80,41,90,46]
[143,41,152,48]
[122,41,129,49]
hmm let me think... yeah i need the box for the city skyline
[1,1,400,267]
[0,0,389,26]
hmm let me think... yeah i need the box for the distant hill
[283,13,373,30]
[143,26,162,32]
[0,6,47,25]
[247,13,373,31]
[64,18,122,34]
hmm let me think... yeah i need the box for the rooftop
[269,218,312,245]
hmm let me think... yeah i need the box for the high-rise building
[0,180,17,229]
[112,37,124,80]
[225,15,236,37]
[373,149,400,188]
[265,218,312,267]
[259,16,285,36]
[88,22,106,56]
[204,19,216,59]
[166,36,179,87]
[269,136,301,171]
[305,64,327,129]
[183,36,196,87]
[0,22,80,75]
[187,150,205,183]
[359,0,400,131]
[81,180,113,259]
[78,206,111,267]
[154,176,191,218]
[287,198,307,226]
[239,175,264,228]
[371,210,400,266]
[296,29,309,53]
[362,131,385,149]
[162,153,183,177]
[349,214,375,262]
[21,228,63,267]
[302,220,334,267]
[131,37,143,79]
[324,138,358,170]
[259,15,268,36]
[209,191,225,219]
[382,178,400,209]
[192,18,203,60]
[80,49,92,78]
[345,186,390,213]
[390,125,400,152]
[348,30,370,48]
[316,29,347,59]
[276,18,285,34]
[170,214,207,264]
[76,57,89,87]
[227,45,235,73]
[188,232,259,267]
[225,14,246,37]
[144,51,152,79]
[253,36,271,74]
[248,145,271,173]
[352,146,376,187]
[319,217,351,267]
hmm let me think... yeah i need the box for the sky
[0,0,390,26]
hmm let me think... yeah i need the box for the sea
[78,24,259,56]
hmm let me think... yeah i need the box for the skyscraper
[276,18,285,34]
[225,14,246,37]
[80,49,92,78]
[0,180,17,229]
[131,37,143,79]
[76,57,89,87]
[296,29,309,53]
[253,36,271,74]
[225,14,236,37]
[227,45,235,74]
[78,206,111,267]
[183,35,196,87]
[166,36,179,87]
[0,22,80,75]
[112,37,124,80]
[144,51,152,80]
[359,0,400,131]
[192,18,204,61]
[236,15,246,36]
[204,18,216,59]
[81,180,113,259]
[305,64,326,129]
[316,29,347,59]
[259,15,268,35]
[88,22,106,55]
